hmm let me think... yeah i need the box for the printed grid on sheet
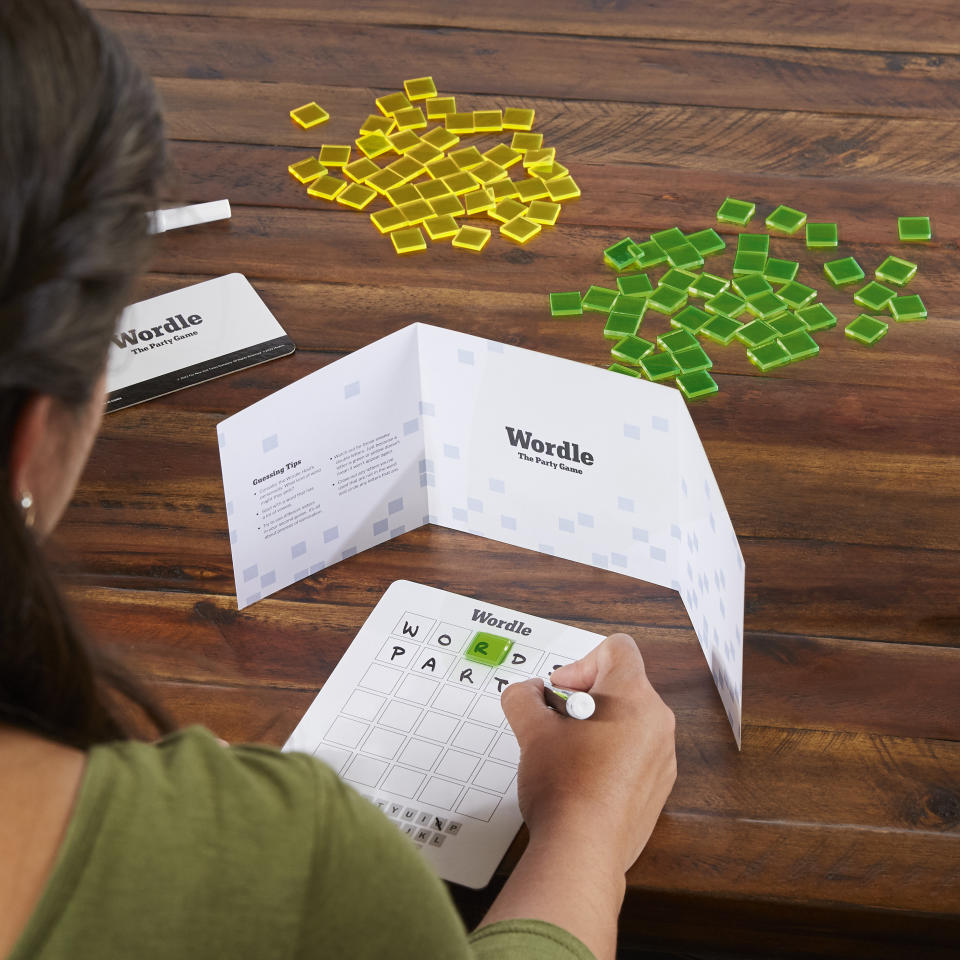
[311,609,574,851]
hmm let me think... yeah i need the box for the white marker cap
[565,691,595,720]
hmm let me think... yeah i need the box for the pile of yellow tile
[287,77,580,254]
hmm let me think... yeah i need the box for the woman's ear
[7,393,56,507]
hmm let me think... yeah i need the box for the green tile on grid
[657,328,698,354]
[746,291,789,319]
[805,222,838,249]
[706,290,748,317]
[664,241,704,270]
[897,216,932,242]
[690,273,729,299]
[686,228,726,257]
[733,250,767,275]
[611,335,656,364]
[609,362,641,377]
[736,319,779,348]
[845,314,888,344]
[670,305,712,334]
[763,258,800,284]
[795,303,838,331]
[661,268,699,291]
[778,330,820,361]
[737,233,769,255]
[769,313,807,337]
[672,344,713,373]
[618,274,655,296]
[765,205,807,234]
[747,340,792,370]
[676,369,719,400]
[700,314,743,345]
[853,281,896,312]
[778,280,817,309]
[582,285,620,312]
[639,351,680,381]
[889,294,926,322]
[824,257,865,287]
[647,285,688,315]
[733,274,773,300]
[603,311,641,340]
[876,256,918,287]
[603,237,639,271]
[716,197,756,225]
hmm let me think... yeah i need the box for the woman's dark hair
[0,0,174,748]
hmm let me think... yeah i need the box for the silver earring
[19,491,35,529]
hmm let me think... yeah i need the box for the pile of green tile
[548,199,932,401]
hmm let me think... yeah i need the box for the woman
[0,2,677,958]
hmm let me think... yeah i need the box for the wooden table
[65,3,960,956]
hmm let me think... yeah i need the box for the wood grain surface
[67,2,960,956]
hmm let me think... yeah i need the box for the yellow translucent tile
[539,161,569,180]
[490,198,527,223]
[290,102,329,129]
[502,107,535,131]
[366,168,404,194]
[511,132,543,153]
[514,178,548,202]
[386,184,421,206]
[370,206,409,234]
[415,179,453,201]
[386,156,427,184]
[407,141,444,165]
[359,114,395,136]
[441,171,479,196]
[318,145,351,168]
[471,160,508,185]
[356,133,392,159]
[424,214,460,240]
[426,157,459,179]
[429,194,465,217]
[450,146,485,170]
[525,200,561,225]
[421,127,460,152]
[391,226,427,255]
[306,174,345,200]
[288,156,326,183]
[387,129,422,153]
[403,76,438,101]
[343,157,380,182]
[376,91,412,117]
[427,96,457,119]
[463,188,496,215]
[545,175,581,201]
[500,214,541,244]
[397,199,434,225]
[489,179,519,200]
[446,112,476,133]
[473,110,503,132]
[336,182,377,210]
[523,147,556,170]
[452,225,491,251]
[483,144,522,168]
[394,106,427,131]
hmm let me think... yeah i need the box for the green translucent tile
[633,239,667,267]
[661,268,699,291]
[746,291,788,319]
[778,280,817,309]
[639,351,680,381]
[651,227,686,248]
[700,313,743,345]
[765,204,807,234]
[876,256,918,287]
[603,311,641,340]
[690,273,729,299]
[736,319,779,349]
[686,228,726,257]
[673,344,713,374]
[747,340,791,370]
[795,303,838,332]
[733,274,772,300]
[717,197,755,225]
[763,257,800,283]
[676,369,719,400]
[647,285,688,315]
[657,328,698,354]
[465,631,514,665]
[706,290,748,318]
[664,240,704,270]
[737,233,770,255]
[610,294,647,320]
[609,362,641,377]
[769,312,806,337]
[824,256,865,287]
[618,273,654,296]
[733,250,767,275]
[582,285,620,313]
[603,237,638,271]
[611,334,656,364]
[805,222,838,249]
[898,216,932,242]
[671,305,712,333]
[845,314,888,345]
[889,294,927,322]
[549,291,582,317]
[853,280,896,312]
[778,329,820,361]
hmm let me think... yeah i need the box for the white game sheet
[283,579,604,889]
[218,323,744,745]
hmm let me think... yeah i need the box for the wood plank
[87,1,960,56]
[66,580,960,740]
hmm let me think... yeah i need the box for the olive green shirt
[10,726,594,960]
